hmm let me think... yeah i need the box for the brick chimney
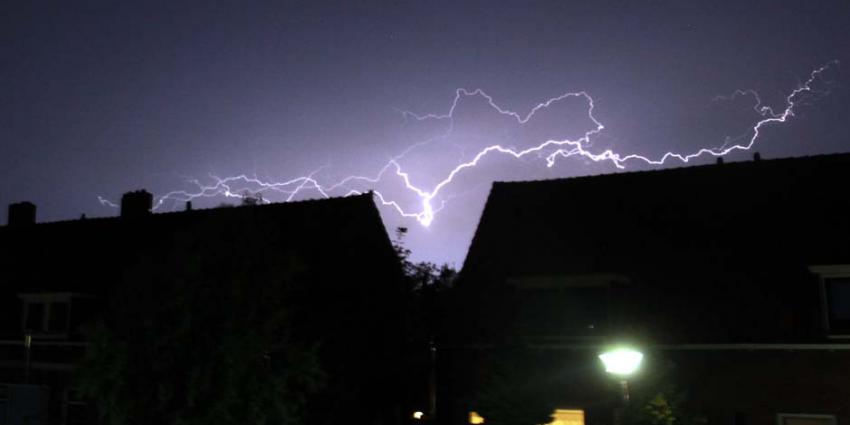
[120,190,153,218]
[7,202,36,227]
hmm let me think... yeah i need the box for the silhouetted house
[0,192,406,425]
[445,153,850,425]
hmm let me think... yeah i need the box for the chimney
[120,190,153,219]
[753,152,761,162]
[716,157,724,165]
[7,202,36,227]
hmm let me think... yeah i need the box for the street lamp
[599,347,643,402]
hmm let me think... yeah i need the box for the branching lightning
[99,61,838,227]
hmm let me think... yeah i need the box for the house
[0,191,407,425]
[442,153,850,425]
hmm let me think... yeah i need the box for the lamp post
[24,330,32,384]
[598,347,643,403]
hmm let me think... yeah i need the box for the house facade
[443,153,850,425]
[0,191,407,425]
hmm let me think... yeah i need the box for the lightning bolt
[99,61,838,227]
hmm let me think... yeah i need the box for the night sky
[2,1,848,266]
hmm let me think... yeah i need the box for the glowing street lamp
[599,348,643,376]
[599,347,643,402]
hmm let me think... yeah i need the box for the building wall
[436,347,850,425]
[451,155,850,425]
[0,194,407,425]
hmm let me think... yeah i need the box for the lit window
[468,409,583,425]
[549,409,584,425]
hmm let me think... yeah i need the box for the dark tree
[620,359,707,425]
[240,191,265,206]
[473,348,556,425]
[392,227,457,339]
[76,224,323,425]
[393,227,457,291]
[392,227,459,421]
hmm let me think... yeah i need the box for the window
[468,409,584,425]
[549,409,584,425]
[824,277,850,335]
[823,277,850,335]
[519,286,608,337]
[777,413,836,425]
[810,265,850,337]
[508,274,625,338]
[19,293,76,338]
[25,302,46,331]
[49,302,70,333]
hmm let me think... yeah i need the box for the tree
[473,347,556,425]
[392,227,457,292]
[240,191,264,206]
[392,227,457,339]
[76,225,324,425]
[620,360,707,425]
[392,227,459,420]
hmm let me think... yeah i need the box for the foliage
[641,393,676,425]
[392,227,460,422]
[621,361,707,425]
[393,227,457,292]
[76,226,324,425]
[392,227,457,342]
[408,261,458,292]
[240,191,265,206]
[474,348,556,425]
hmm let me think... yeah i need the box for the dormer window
[809,266,850,338]
[18,293,80,339]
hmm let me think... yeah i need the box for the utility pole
[428,339,437,422]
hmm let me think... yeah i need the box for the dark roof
[456,152,850,343]
[463,152,850,280]
[0,193,402,334]
[3,192,377,230]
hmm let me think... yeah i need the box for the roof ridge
[0,192,374,229]
[491,151,850,187]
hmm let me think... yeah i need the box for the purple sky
[2,1,848,266]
